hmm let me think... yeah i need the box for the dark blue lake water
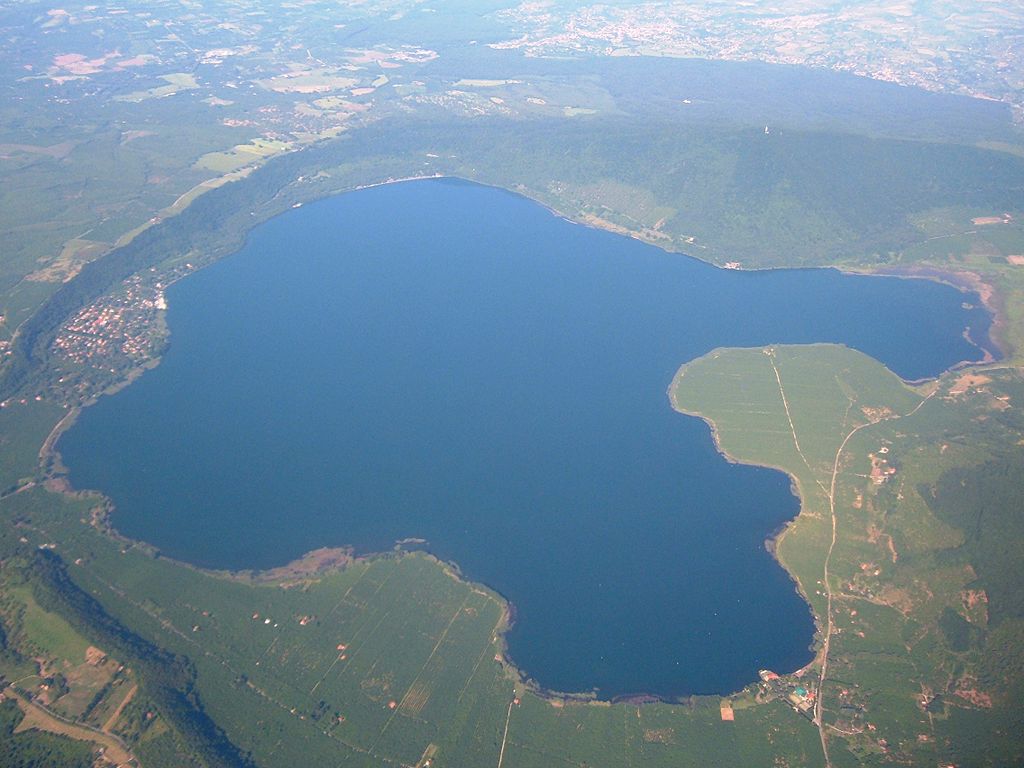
[60,179,993,698]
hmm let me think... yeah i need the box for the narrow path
[7,685,135,765]
[767,351,829,496]
[0,481,35,501]
[767,348,841,767]
[370,595,470,750]
[815,420,869,768]
[496,698,515,768]
[309,565,389,696]
[814,388,935,767]
[454,612,504,707]
[102,683,137,733]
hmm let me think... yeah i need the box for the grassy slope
[672,345,1024,766]
[0,400,65,491]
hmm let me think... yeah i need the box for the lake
[60,179,994,698]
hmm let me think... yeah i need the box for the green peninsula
[673,345,1024,766]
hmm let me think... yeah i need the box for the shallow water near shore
[60,178,994,698]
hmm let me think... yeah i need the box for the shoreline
[840,262,1009,365]
[29,175,1008,710]
[445,175,1013,372]
[666,364,825,674]
[36,411,628,705]
[39,436,757,708]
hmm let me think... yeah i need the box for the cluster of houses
[53,278,165,365]
[758,669,815,720]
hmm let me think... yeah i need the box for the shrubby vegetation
[923,452,1024,625]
